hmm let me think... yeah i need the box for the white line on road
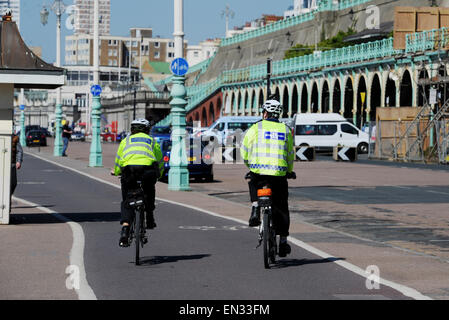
[12,196,97,301]
[426,190,449,196]
[25,151,432,300]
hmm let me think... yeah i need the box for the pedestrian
[11,133,23,211]
[62,120,73,157]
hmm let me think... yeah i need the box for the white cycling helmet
[131,118,150,133]
[261,99,283,118]
[131,118,150,127]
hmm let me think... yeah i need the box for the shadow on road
[272,257,345,269]
[138,254,211,266]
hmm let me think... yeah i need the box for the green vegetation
[284,29,356,60]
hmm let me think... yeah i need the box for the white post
[174,0,184,59]
[93,0,100,86]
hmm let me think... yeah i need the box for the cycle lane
[13,152,412,300]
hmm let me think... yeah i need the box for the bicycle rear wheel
[135,208,141,266]
[263,209,271,269]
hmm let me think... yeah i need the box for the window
[296,125,317,135]
[154,42,160,48]
[168,52,174,58]
[341,124,359,135]
[318,125,337,136]
[228,122,253,131]
[154,51,160,59]
[168,42,174,47]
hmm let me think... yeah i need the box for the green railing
[220,0,375,47]
[406,28,449,53]
[157,27,440,126]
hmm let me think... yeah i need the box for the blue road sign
[19,105,25,111]
[91,84,102,97]
[170,58,189,76]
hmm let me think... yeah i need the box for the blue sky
[19,0,295,64]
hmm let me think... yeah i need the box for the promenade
[4,138,449,299]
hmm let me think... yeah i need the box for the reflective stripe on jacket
[113,132,163,176]
[240,120,294,176]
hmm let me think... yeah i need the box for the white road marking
[12,196,97,300]
[25,151,432,300]
[426,190,449,196]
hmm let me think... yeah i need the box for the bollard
[333,146,357,162]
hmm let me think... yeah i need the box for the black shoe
[119,226,130,247]
[248,206,261,227]
[146,216,157,230]
[278,242,291,257]
[62,154,67,157]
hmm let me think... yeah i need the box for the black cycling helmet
[131,118,150,134]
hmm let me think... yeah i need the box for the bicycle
[123,180,148,266]
[246,171,296,269]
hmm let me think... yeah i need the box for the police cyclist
[241,100,295,257]
[112,118,163,247]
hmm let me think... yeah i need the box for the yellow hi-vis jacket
[241,120,294,176]
[113,132,163,177]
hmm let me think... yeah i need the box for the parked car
[26,130,47,147]
[151,126,171,144]
[70,131,85,141]
[116,131,129,142]
[100,131,116,142]
[294,113,370,154]
[160,138,214,182]
[202,116,261,146]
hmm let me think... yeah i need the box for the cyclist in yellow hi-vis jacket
[112,118,163,247]
[241,100,295,257]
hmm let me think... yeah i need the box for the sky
[19,0,295,64]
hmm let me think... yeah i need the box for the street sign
[19,105,25,111]
[90,84,102,97]
[170,58,189,76]
[333,146,357,162]
[296,146,315,161]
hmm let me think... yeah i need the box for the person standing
[11,133,23,212]
[62,120,73,157]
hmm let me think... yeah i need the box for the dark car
[151,126,171,145]
[160,138,214,182]
[26,130,47,147]
[116,131,129,142]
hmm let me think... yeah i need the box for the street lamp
[89,0,103,167]
[41,0,67,157]
[168,0,190,191]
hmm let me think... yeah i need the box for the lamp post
[41,0,66,156]
[89,0,103,167]
[168,0,189,191]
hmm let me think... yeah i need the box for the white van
[294,113,370,153]
[203,116,261,145]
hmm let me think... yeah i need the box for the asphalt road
[14,154,410,300]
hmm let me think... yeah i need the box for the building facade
[0,0,20,29]
[73,0,110,35]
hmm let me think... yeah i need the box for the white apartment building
[73,0,110,35]
[186,39,221,67]
[65,28,183,68]
[0,0,20,29]
[284,0,318,18]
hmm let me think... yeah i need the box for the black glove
[287,172,296,180]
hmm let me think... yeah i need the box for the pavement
[4,137,449,300]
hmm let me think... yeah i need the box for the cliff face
[195,0,446,84]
